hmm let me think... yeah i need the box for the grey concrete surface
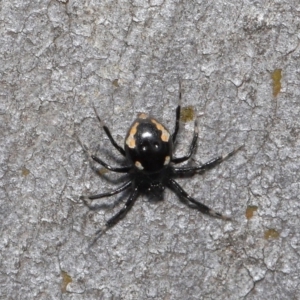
[1,0,300,299]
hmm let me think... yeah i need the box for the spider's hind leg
[173,144,244,175]
[172,81,183,144]
[172,118,198,164]
[91,155,131,173]
[92,105,126,157]
[77,136,131,173]
[172,105,181,144]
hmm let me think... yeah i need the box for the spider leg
[89,186,139,246]
[78,136,131,173]
[172,105,181,144]
[92,155,131,173]
[167,179,231,220]
[93,105,126,157]
[173,144,243,175]
[80,179,132,208]
[171,119,198,164]
[172,81,182,144]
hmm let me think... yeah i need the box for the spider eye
[154,142,159,149]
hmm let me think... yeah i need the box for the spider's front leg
[80,179,132,210]
[89,186,140,246]
[167,179,231,220]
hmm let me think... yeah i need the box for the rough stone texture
[1,0,300,299]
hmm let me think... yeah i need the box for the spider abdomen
[125,113,173,173]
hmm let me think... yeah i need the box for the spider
[79,96,242,244]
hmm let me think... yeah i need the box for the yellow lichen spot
[138,113,148,119]
[245,205,258,219]
[180,106,195,123]
[126,122,139,148]
[112,79,119,87]
[264,229,280,240]
[150,119,170,142]
[271,69,282,97]
[21,167,30,176]
[61,271,72,293]
[97,168,109,175]
[135,161,144,170]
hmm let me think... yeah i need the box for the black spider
[79,94,242,244]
